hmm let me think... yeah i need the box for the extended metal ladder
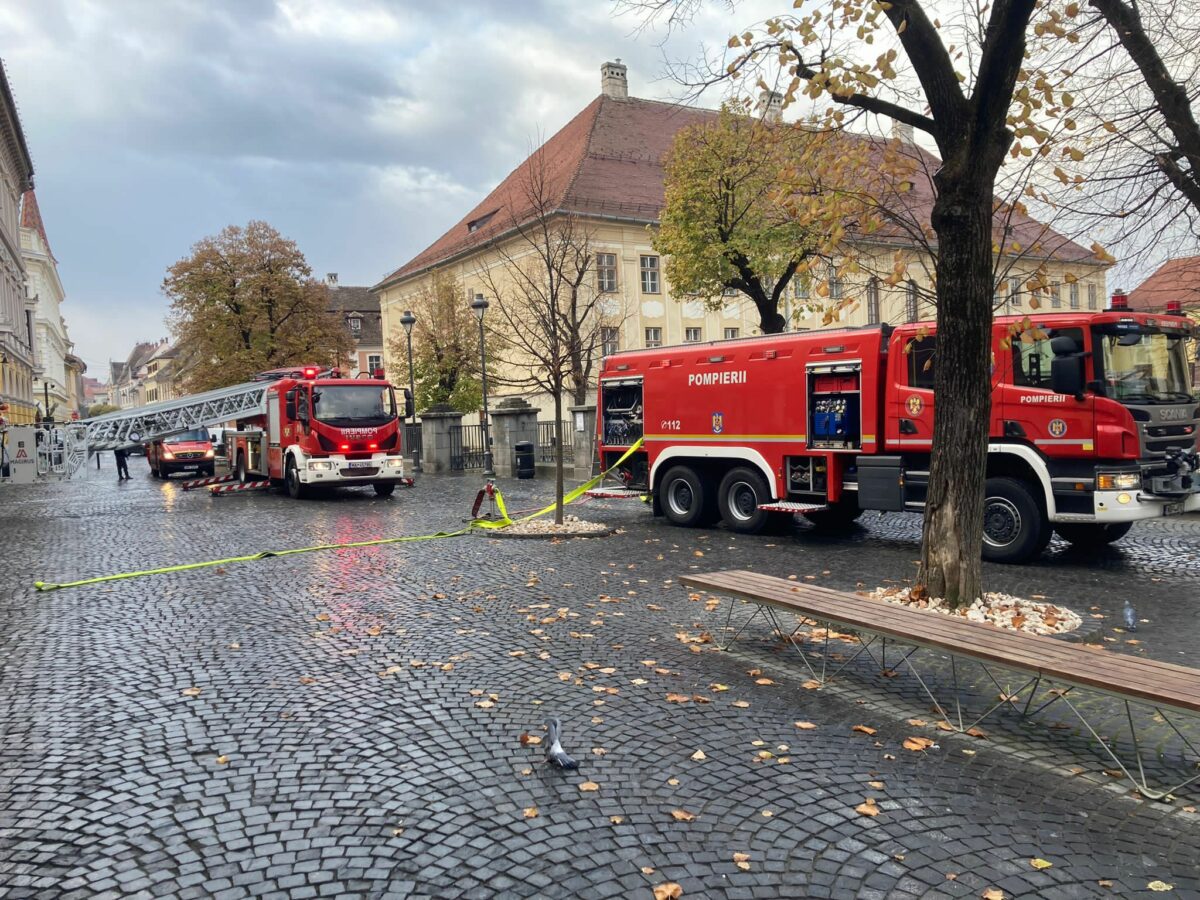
[83,381,269,451]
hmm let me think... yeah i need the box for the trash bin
[514,440,535,479]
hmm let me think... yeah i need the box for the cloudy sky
[1,0,784,378]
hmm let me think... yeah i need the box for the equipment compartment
[807,363,862,450]
[601,378,643,446]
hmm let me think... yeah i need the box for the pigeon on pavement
[544,717,579,770]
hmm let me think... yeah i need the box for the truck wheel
[235,452,249,484]
[373,483,395,498]
[804,497,863,532]
[1054,521,1132,547]
[660,466,711,528]
[981,477,1047,563]
[285,458,308,499]
[717,467,772,534]
[202,466,215,477]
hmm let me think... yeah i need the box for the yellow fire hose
[33,439,645,592]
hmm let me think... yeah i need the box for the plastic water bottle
[1123,601,1138,632]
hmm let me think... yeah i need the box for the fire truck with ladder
[79,365,413,497]
[224,365,412,498]
[591,293,1199,562]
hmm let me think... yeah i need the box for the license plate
[347,460,372,469]
[1164,502,1183,516]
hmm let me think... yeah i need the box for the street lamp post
[470,293,495,477]
[399,309,421,474]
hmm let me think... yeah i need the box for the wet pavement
[1,460,1198,898]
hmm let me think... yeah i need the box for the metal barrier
[449,423,487,471]
[537,420,574,464]
[404,423,423,460]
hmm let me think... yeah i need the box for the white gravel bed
[865,586,1082,635]
[490,515,612,537]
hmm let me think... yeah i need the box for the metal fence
[449,423,487,471]
[403,423,422,460]
[537,420,574,464]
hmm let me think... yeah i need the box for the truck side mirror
[285,390,297,420]
[403,388,415,419]
[1050,356,1085,399]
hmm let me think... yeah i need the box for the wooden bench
[681,569,1200,799]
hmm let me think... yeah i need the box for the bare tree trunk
[917,189,993,605]
[553,388,565,525]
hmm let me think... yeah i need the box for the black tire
[803,497,863,532]
[202,465,215,478]
[981,477,1047,563]
[373,483,395,498]
[659,465,711,528]
[235,452,249,484]
[717,466,773,534]
[285,457,308,499]
[1054,521,1133,547]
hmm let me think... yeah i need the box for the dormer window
[467,210,499,233]
[347,315,362,334]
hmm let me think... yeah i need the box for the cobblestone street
[2,462,1199,899]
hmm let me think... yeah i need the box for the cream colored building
[21,189,79,421]
[376,62,1108,414]
[0,61,36,424]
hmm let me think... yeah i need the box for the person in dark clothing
[114,447,131,481]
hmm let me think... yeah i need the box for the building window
[644,327,662,348]
[866,278,880,325]
[601,326,620,356]
[905,280,919,323]
[1009,278,1022,307]
[684,327,702,343]
[1069,282,1080,309]
[597,253,618,292]
[1050,283,1062,308]
[723,327,740,340]
[828,266,843,301]
[640,255,660,294]
[722,285,739,297]
[367,354,383,374]
[348,316,362,334]
[1087,283,1098,309]
[794,277,810,300]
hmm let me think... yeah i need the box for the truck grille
[339,466,379,477]
[175,452,203,459]
[1134,405,1199,459]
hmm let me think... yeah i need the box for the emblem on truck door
[1048,418,1068,437]
[711,411,724,434]
[905,395,923,417]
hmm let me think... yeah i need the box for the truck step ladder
[584,486,649,499]
[210,480,272,496]
[756,501,828,514]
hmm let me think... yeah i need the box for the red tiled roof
[1128,256,1200,312]
[20,189,52,260]
[377,94,1100,289]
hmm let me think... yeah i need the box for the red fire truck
[226,366,412,498]
[594,299,1199,562]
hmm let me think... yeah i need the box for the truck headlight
[204,449,215,458]
[308,460,334,471]
[1098,472,1140,490]
[383,458,405,468]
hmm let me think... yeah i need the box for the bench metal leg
[1056,694,1200,800]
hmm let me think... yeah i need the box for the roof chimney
[601,60,628,100]
[760,91,784,123]
[891,119,915,145]
[326,272,338,286]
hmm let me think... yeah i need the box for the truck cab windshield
[166,429,210,443]
[311,385,397,426]
[1095,328,1195,404]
